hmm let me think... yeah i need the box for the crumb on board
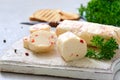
[25,52,29,56]
[14,49,17,53]
[3,39,6,43]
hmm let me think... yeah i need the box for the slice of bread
[59,11,80,20]
[30,9,80,23]
[30,9,61,23]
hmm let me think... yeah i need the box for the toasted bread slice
[30,9,61,23]
[30,9,80,24]
[59,11,80,20]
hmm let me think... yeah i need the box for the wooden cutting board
[0,39,120,80]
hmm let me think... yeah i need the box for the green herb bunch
[78,0,120,26]
[85,36,119,60]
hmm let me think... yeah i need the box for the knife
[20,21,59,27]
[20,21,45,25]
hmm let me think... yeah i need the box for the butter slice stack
[57,32,87,61]
[23,30,57,53]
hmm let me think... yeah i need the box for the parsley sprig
[78,0,120,26]
[85,36,119,60]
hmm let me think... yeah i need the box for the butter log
[56,20,120,45]
[57,32,87,61]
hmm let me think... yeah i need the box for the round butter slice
[30,23,51,33]
[57,32,87,61]
[29,30,57,53]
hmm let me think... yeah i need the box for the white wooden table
[0,0,120,80]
